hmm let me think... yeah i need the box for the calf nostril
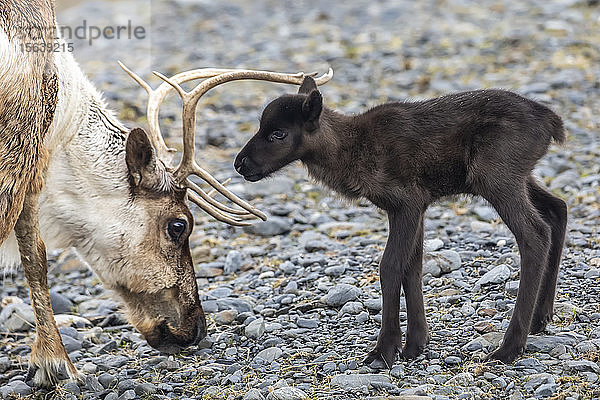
[235,156,248,171]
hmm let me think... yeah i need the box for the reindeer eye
[269,130,287,141]
[167,219,187,242]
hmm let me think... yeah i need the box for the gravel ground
[2,0,600,399]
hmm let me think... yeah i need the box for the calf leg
[401,214,429,359]
[527,177,568,334]
[14,192,78,387]
[482,185,551,363]
[364,208,423,368]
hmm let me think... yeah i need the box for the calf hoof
[485,344,525,364]
[530,313,552,335]
[402,339,428,360]
[363,345,399,370]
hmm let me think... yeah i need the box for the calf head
[235,77,323,181]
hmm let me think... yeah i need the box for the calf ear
[126,128,169,191]
[301,90,322,132]
[298,76,318,94]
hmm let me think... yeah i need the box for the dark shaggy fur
[235,77,568,368]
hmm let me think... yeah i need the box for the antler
[119,62,334,226]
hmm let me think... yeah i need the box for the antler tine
[188,191,253,226]
[186,179,255,216]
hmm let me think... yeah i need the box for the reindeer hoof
[363,345,399,370]
[485,344,524,364]
[530,314,552,334]
[402,341,427,360]
[28,357,79,388]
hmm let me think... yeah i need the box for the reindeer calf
[235,77,568,367]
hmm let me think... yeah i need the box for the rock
[245,176,295,197]
[324,264,346,277]
[296,318,319,329]
[244,217,292,236]
[54,314,92,328]
[424,250,461,275]
[245,318,266,339]
[524,373,554,392]
[0,357,10,375]
[505,280,519,296]
[323,284,361,307]
[446,372,474,386]
[444,355,461,365]
[554,302,582,319]
[216,298,254,313]
[476,264,511,286]
[550,170,580,191]
[196,262,224,278]
[526,335,578,352]
[135,382,157,396]
[61,333,83,353]
[424,238,444,252]
[567,360,600,373]
[255,347,283,363]
[365,298,382,312]
[339,301,363,315]
[50,290,74,314]
[330,374,391,390]
[535,383,558,398]
[215,309,239,325]
[98,373,117,389]
[244,388,266,400]
[7,380,33,397]
[63,381,81,395]
[474,206,497,221]
[0,303,35,332]
[118,389,137,400]
[224,250,244,274]
[266,387,308,400]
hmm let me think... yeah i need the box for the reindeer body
[0,2,207,386]
[236,78,568,367]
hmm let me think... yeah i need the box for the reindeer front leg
[14,191,78,387]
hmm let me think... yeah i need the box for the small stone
[50,290,74,314]
[554,302,581,319]
[424,250,462,275]
[135,382,157,396]
[0,303,35,332]
[323,284,361,307]
[447,372,474,386]
[98,372,117,389]
[535,383,558,397]
[476,264,511,286]
[444,356,461,365]
[215,309,239,325]
[9,380,33,397]
[364,298,382,311]
[63,381,81,395]
[0,356,11,373]
[324,264,346,277]
[505,280,519,296]
[224,250,244,274]
[60,334,83,353]
[567,360,600,373]
[245,318,266,339]
[196,262,224,278]
[266,387,308,400]
[296,318,319,329]
[330,374,391,390]
[474,321,496,334]
[339,301,363,315]
[244,388,266,400]
[255,347,283,363]
[244,217,292,236]
[424,238,444,252]
[118,389,137,400]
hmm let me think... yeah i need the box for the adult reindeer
[0,0,332,386]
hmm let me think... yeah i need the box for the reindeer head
[116,65,333,352]
[235,76,327,181]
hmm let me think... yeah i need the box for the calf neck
[235,77,568,367]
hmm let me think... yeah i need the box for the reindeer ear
[301,89,322,131]
[126,128,166,191]
[298,76,318,94]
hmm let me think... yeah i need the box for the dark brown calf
[235,77,567,367]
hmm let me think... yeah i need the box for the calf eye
[167,219,187,242]
[269,130,287,141]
